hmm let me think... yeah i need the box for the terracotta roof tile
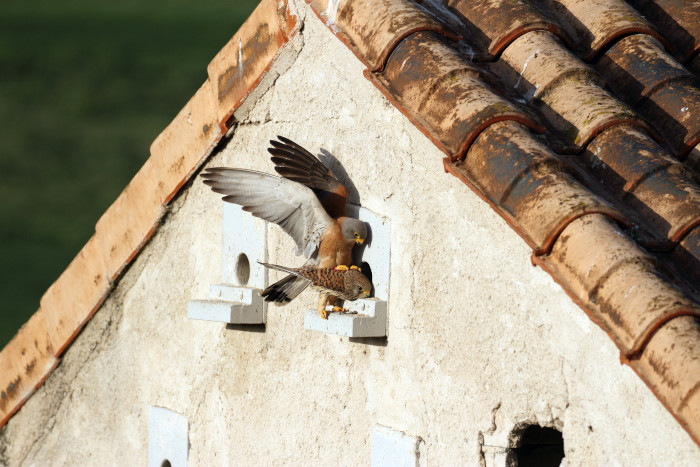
[306,0,460,71]
[40,234,109,356]
[673,226,700,290]
[632,316,700,441]
[444,0,572,58]
[534,214,700,359]
[366,31,544,160]
[638,80,700,158]
[488,30,598,103]
[581,125,700,248]
[596,34,694,105]
[445,121,628,254]
[207,0,299,129]
[536,73,648,151]
[0,310,56,427]
[627,0,700,63]
[539,0,666,60]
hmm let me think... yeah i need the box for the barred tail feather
[261,273,311,305]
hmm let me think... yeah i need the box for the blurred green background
[0,0,259,348]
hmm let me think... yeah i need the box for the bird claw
[334,265,349,271]
[331,306,357,315]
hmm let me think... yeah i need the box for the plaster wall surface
[2,2,699,464]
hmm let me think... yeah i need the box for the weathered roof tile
[632,316,700,441]
[445,121,628,254]
[539,0,666,60]
[536,73,649,151]
[627,0,700,63]
[307,0,460,72]
[672,225,700,290]
[582,125,700,247]
[0,310,57,427]
[40,235,108,356]
[535,214,700,359]
[596,34,694,105]
[207,0,299,129]
[490,30,599,103]
[445,0,572,58]
[367,31,544,160]
[639,81,700,158]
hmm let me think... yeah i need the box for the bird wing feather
[202,168,333,259]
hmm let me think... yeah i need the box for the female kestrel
[258,262,372,318]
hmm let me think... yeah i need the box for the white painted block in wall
[187,284,266,324]
[304,205,390,337]
[371,425,422,467]
[188,204,267,324]
[148,406,188,467]
[304,298,386,337]
[222,203,267,289]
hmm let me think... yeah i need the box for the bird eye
[354,232,360,238]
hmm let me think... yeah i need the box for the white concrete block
[346,204,390,301]
[371,425,421,467]
[304,298,386,337]
[188,284,266,324]
[222,203,267,288]
[148,406,188,467]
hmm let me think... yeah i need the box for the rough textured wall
[2,1,699,464]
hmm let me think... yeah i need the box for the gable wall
[2,2,698,464]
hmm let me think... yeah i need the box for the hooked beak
[362,289,370,297]
[355,238,365,245]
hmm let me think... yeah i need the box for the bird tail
[258,262,311,305]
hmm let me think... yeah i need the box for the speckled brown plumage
[259,262,372,318]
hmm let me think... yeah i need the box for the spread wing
[201,168,334,259]
[268,135,348,219]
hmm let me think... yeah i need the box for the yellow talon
[320,309,329,319]
[350,265,361,272]
[334,265,349,271]
[332,305,348,313]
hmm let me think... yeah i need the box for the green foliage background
[0,0,259,347]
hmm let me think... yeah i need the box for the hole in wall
[161,460,172,467]
[236,253,250,286]
[509,425,564,467]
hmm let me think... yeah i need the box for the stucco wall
[2,2,699,464]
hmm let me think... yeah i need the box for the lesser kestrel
[201,136,367,318]
[259,262,371,318]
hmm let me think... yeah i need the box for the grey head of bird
[341,218,368,245]
[343,269,372,300]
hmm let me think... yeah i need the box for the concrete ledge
[304,298,386,337]
[188,284,266,324]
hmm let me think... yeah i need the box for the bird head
[341,218,367,245]
[345,269,372,300]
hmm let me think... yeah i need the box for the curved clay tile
[367,31,544,160]
[446,0,572,58]
[627,0,700,63]
[446,121,628,255]
[538,0,667,60]
[306,0,461,71]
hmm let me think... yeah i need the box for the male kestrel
[201,136,367,317]
[259,262,372,318]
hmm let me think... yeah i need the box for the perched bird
[201,136,367,318]
[259,262,371,318]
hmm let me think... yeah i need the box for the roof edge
[0,0,301,430]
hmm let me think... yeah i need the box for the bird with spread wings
[201,136,367,319]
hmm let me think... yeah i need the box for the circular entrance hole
[509,424,564,467]
[236,253,250,286]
